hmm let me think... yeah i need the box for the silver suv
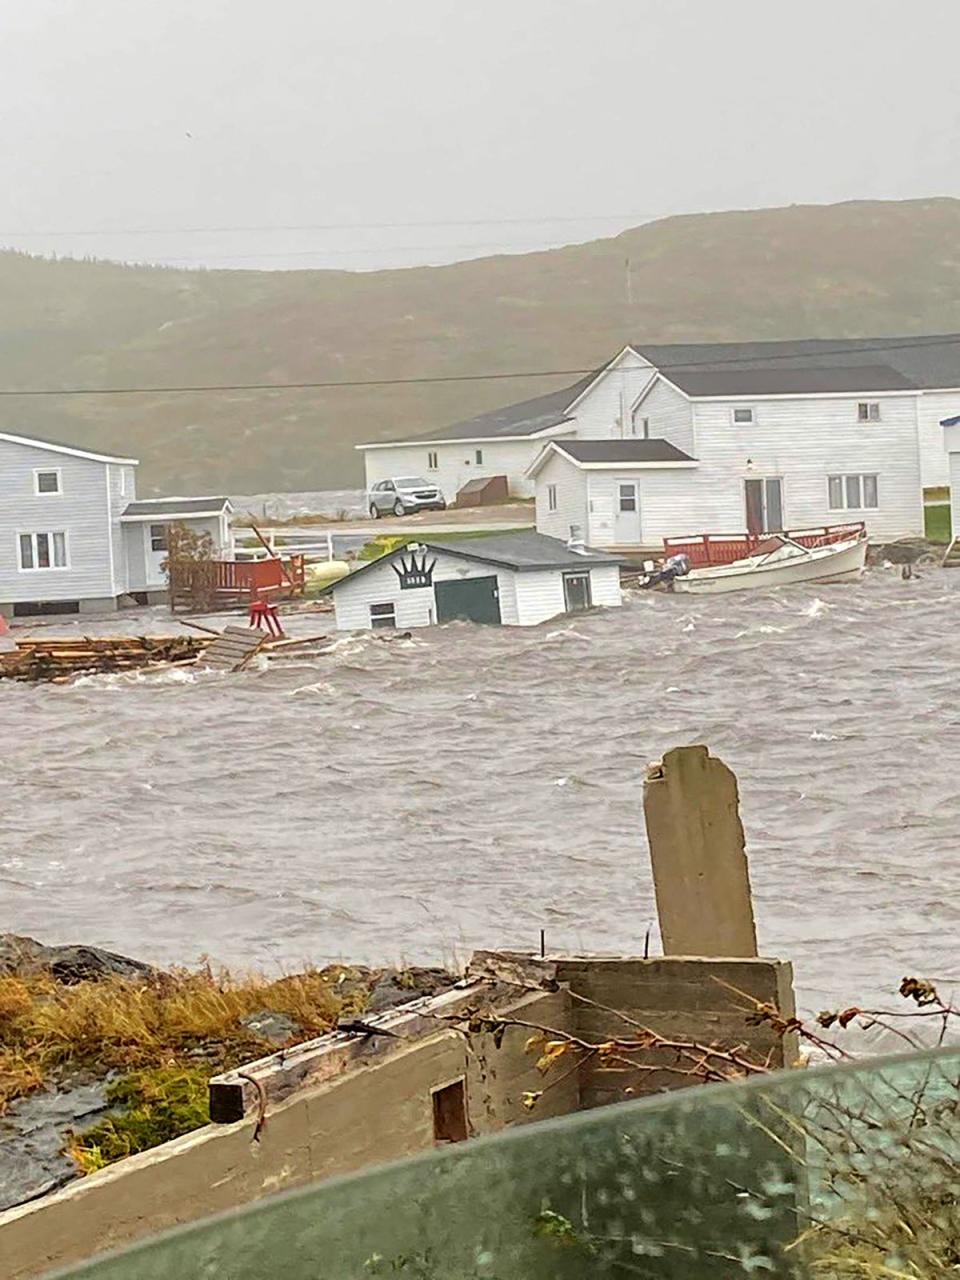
[368,477,446,518]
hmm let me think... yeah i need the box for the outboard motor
[639,553,690,590]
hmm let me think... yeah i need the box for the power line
[0,334,956,398]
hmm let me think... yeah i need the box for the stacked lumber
[0,636,209,683]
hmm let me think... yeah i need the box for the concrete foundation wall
[0,988,570,1280]
[0,965,795,1278]
[555,956,796,1109]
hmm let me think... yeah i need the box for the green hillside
[3,197,960,494]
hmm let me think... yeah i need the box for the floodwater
[3,568,960,1017]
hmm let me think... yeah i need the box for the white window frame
[150,523,168,553]
[857,402,881,423]
[547,483,558,512]
[370,602,397,630]
[732,406,755,426]
[475,449,484,465]
[33,467,62,496]
[118,467,127,497]
[629,406,650,438]
[827,473,879,511]
[427,451,439,470]
[17,530,70,571]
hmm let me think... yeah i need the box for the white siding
[567,349,658,439]
[124,515,228,593]
[513,564,622,623]
[691,392,923,540]
[588,563,624,607]
[0,439,118,604]
[631,377,696,454]
[513,571,566,625]
[944,423,960,538]
[361,435,564,502]
[916,390,960,489]
[586,469,706,548]
[331,547,622,630]
[332,551,521,631]
[107,464,135,594]
[533,449,589,542]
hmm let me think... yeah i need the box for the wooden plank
[208,979,512,1122]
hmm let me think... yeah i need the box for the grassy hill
[5,197,960,495]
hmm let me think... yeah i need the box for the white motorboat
[671,530,867,595]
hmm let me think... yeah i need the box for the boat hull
[672,536,867,595]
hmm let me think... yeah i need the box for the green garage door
[435,575,502,625]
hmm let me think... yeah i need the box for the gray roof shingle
[122,497,231,517]
[553,439,696,464]
[424,530,621,570]
[661,363,916,396]
[386,375,594,444]
[327,531,621,594]
[633,334,960,391]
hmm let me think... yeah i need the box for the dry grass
[0,963,368,1117]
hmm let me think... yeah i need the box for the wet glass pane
[54,1047,960,1280]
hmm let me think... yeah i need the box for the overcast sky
[2,0,959,271]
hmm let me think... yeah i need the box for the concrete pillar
[643,744,758,957]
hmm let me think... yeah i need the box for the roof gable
[0,430,138,466]
[326,531,622,593]
[358,374,595,449]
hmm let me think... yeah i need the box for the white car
[367,477,446,518]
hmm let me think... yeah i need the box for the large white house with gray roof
[359,333,960,546]
[0,430,232,617]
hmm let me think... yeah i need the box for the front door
[435,575,502,625]
[563,572,592,613]
[613,480,642,544]
[744,477,784,534]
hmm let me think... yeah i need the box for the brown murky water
[4,568,959,1014]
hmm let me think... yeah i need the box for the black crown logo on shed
[392,549,437,590]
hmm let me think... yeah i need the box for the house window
[629,407,650,438]
[618,483,638,512]
[857,402,881,423]
[547,484,558,512]
[427,451,439,470]
[828,474,879,511]
[370,602,396,629]
[475,449,484,465]
[432,1078,468,1144]
[733,407,755,425]
[35,469,61,495]
[150,524,168,553]
[18,531,67,570]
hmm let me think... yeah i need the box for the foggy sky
[2,0,959,271]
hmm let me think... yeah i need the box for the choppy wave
[3,565,959,1015]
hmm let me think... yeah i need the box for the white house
[326,531,622,631]
[0,430,233,617]
[530,352,926,548]
[357,334,960,520]
[355,379,589,503]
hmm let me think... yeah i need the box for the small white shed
[327,531,623,631]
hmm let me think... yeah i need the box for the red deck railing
[171,555,306,610]
[662,523,865,568]
[214,555,306,602]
